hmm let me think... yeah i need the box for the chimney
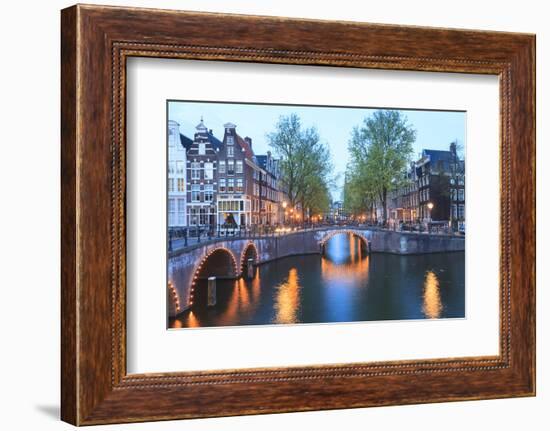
[244,136,252,148]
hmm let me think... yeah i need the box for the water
[170,233,465,329]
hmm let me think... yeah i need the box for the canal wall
[367,230,465,255]
[167,228,464,317]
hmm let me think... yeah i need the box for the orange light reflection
[273,268,301,324]
[422,270,443,319]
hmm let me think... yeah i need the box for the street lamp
[427,202,434,233]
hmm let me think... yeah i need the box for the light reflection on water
[423,270,443,319]
[170,233,464,328]
[273,268,301,324]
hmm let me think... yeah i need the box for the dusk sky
[168,101,466,200]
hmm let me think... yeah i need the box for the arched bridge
[167,227,464,316]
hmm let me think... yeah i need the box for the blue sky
[168,101,465,200]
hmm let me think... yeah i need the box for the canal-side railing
[168,224,464,257]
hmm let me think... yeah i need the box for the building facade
[374,142,465,232]
[170,117,286,233]
[256,151,282,225]
[167,120,190,228]
[216,123,258,229]
[185,118,222,229]
[416,144,465,226]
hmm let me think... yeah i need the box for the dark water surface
[170,234,465,329]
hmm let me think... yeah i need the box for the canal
[169,233,465,329]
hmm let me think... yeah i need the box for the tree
[267,114,332,221]
[345,110,416,224]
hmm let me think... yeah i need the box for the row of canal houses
[383,142,466,230]
[168,118,285,232]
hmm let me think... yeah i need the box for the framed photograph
[61,4,535,425]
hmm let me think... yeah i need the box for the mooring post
[247,258,255,279]
[207,276,216,307]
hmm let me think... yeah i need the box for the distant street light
[427,202,434,232]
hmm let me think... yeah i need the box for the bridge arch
[240,242,258,276]
[187,247,238,307]
[167,280,181,315]
[319,229,370,254]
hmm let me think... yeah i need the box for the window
[450,178,455,185]
[226,136,234,145]
[168,129,174,146]
[236,160,243,174]
[204,162,214,180]
[198,143,206,155]
[227,159,234,175]
[451,204,458,219]
[168,162,175,174]
[227,146,234,157]
[458,204,465,219]
[176,161,184,174]
[199,208,208,225]
[451,189,457,200]
[219,178,226,192]
[177,178,185,192]
[191,162,200,180]
[458,189,465,201]
[219,161,226,174]
[458,177,465,185]
[189,207,199,225]
[228,178,234,192]
[177,199,185,225]
[204,184,214,202]
[168,199,175,225]
[191,184,200,202]
[168,179,174,192]
[236,178,243,192]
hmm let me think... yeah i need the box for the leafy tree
[345,110,416,223]
[267,114,332,221]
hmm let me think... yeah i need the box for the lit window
[177,178,185,192]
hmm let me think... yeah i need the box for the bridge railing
[168,224,340,253]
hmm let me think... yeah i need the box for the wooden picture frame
[61,4,535,425]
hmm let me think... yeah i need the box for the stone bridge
[167,227,465,317]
